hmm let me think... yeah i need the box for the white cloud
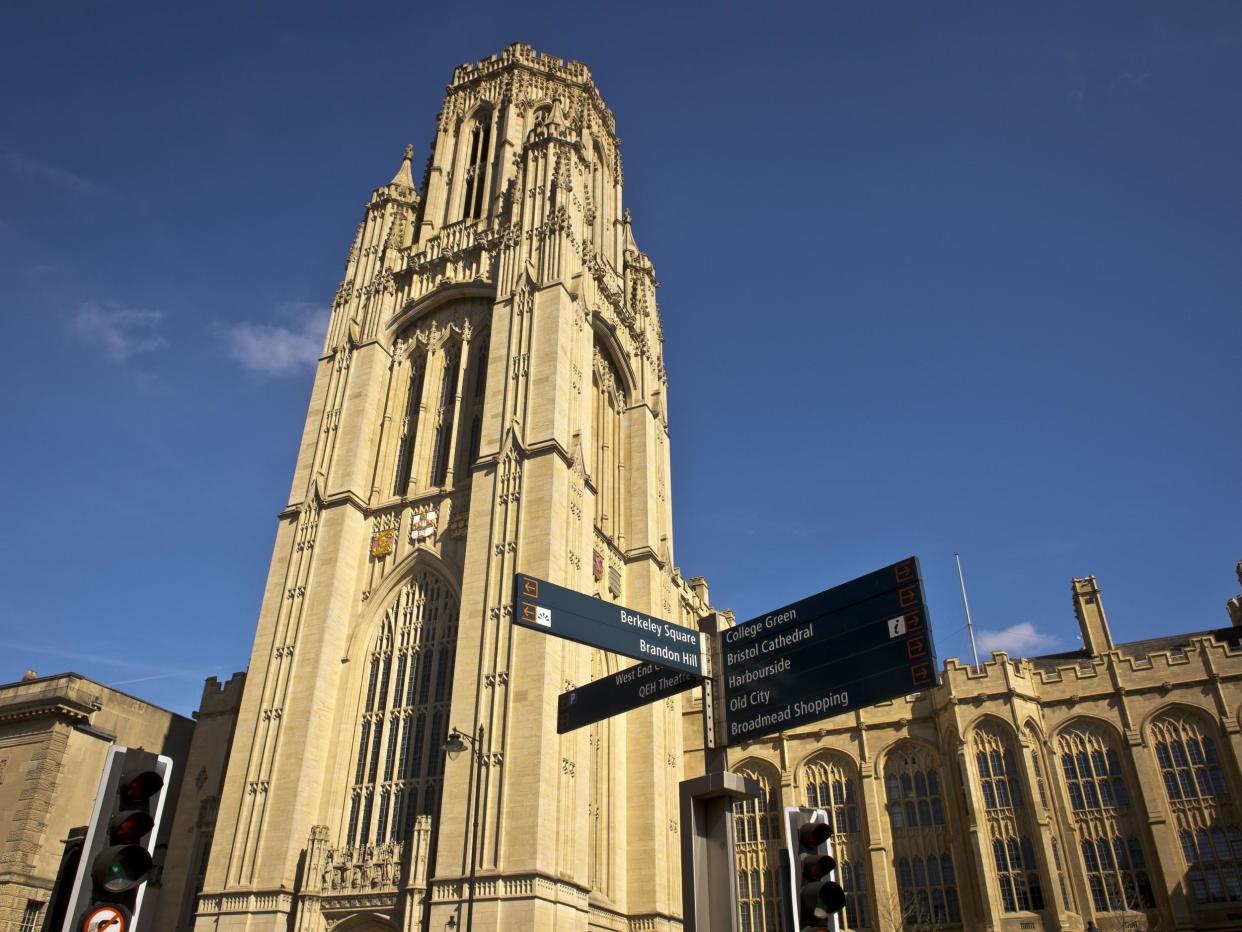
[223,302,328,375]
[977,622,1062,657]
[0,144,97,194]
[72,301,168,361]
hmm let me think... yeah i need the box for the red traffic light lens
[110,810,155,844]
[91,844,153,893]
[798,822,831,847]
[119,770,163,807]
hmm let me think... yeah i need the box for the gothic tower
[194,44,713,932]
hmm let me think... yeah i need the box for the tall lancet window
[732,763,782,932]
[884,742,961,927]
[430,343,461,487]
[346,568,458,847]
[971,722,1046,913]
[1150,711,1242,905]
[592,341,626,542]
[393,352,426,496]
[461,110,492,222]
[461,334,488,478]
[1056,721,1154,912]
[804,754,871,928]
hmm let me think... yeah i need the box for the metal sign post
[679,612,757,932]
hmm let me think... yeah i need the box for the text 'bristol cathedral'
[194,43,713,932]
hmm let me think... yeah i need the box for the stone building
[165,39,1242,932]
[700,565,1242,932]
[192,43,713,932]
[0,672,194,931]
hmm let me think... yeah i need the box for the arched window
[804,755,871,928]
[884,742,960,926]
[732,764,782,932]
[1026,724,1071,910]
[430,342,461,487]
[1151,711,1242,905]
[592,341,626,542]
[346,568,458,847]
[1056,722,1153,912]
[392,352,426,496]
[463,334,488,473]
[590,139,608,250]
[972,723,1044,913]
[461,110,492,222]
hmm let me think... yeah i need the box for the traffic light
[783,806,846,932]
[60,746,172,932]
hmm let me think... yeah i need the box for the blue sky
[1,3,1238,716]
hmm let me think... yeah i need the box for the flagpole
[955,553,981,668]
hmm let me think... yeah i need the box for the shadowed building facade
[192,43,712,932]
[703,565,1242,932]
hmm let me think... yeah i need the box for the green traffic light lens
[92,844,153,893]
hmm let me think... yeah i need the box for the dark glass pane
[1171,740,1188,768]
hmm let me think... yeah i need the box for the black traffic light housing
[60,746,172,932]
[783,806,846,932]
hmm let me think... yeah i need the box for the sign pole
[679,612,756,932]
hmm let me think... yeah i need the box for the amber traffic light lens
[110,811,154,844]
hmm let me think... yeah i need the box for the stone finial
[389,144,415,188]
[1229,560,1242,627]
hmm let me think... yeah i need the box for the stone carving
[318,842,404,895]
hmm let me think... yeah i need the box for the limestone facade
[699,567,1242,932]
[193,43,712,932]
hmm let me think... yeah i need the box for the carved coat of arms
[370,528,396,558]
[410,509,438,543]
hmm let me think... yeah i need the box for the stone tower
[194,44,712,932]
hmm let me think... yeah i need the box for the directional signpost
[558,660,698,733]
[511,561,938,932]
[718,556,936,746]
[513,573,703,675]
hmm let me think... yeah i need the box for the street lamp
[443,723,485,932]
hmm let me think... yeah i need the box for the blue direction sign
[558,661,698,733]
[720,558,936,745]
[513,574,703,675]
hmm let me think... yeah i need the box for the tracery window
[461,110,492,222]
[1152,711,1242,906]
[884,742,960,927]
[346,568,458,846]
[804,755,871,928]
[463,335,488,472]
[592,341,627,542]
[430,342,461,487]
[1153,715,1229,801]
[393,353,425,496]
[732,764,782,932]
[1179,827,1242,903]
[1056,722,1153,912]
[972,724,1044,914]
[1026,724,1071,910]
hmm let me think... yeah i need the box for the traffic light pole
[679,613,759,932]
